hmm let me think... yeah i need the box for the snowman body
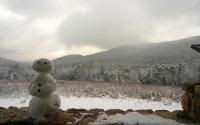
[29,58,60,120]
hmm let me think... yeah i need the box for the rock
[181,80,200,122]
[194,85,200,94]
[155,110,169,112]
[76,113,98,125]
[10,116,34,125]
[77,118,95,125]
[46,111,76,125]
[76,109,88,113]
[67,108,88,113]
[182,81,200,92]
[8,106,18,111]
[154,110,176,120]
[0,107,7,113]
[0,107,8,123]
[105,109,126,116]
[193,94,200,109]
[67,108,78,113]
[181,93,190,112]
[18,107,29,112]
[176,111,194,125]
[126,109,134,113]
[88,108,104,113]
[176,110,189,119]
[0,107,196,125]
[192,94,200,121]
[172,110,182,114]
[182,83,195,93]
[135,109,153,115]
[0,106,29,124]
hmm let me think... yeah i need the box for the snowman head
[32,58,53,73]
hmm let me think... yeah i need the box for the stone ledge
[181,81,200,122]
[0,107,196,125]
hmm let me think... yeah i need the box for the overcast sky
[0,0,200,61]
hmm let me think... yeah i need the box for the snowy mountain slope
[53,35,200,65]
[0,57,19,67]
[1,35,200,66]
[1,36,200,84]
[53,54,83,65]
[0,57,29,68]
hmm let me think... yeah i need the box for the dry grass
[0,80,183,102]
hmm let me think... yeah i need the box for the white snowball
[29,95,61,119]
[29,74,56,97]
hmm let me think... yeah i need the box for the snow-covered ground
[93,112,185,125]
[0,96,181,111]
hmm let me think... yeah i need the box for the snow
[0,96,182,111]
[93,112,185,125]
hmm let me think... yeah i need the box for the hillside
[0,36,200,84]
[0,57,19,67]
[53,54,83,65]
[51,36,200,85]
[1,36,200,67]
[53,36,200,65]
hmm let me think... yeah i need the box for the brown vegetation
[0,80,183,101]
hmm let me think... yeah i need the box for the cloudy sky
[0,0,200,61]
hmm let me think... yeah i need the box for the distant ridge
[0,57,19,67]
[53,35,200,65]
[53,54,83,65]
[1,35,200,66]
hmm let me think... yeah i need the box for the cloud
[57,0,200,48]
[58,0,153,49]
[140,0,200,19]
[0,0,200,61]
[0,15,65,61]
[0,16,103,61]
[3,0,77,18]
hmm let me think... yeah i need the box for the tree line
[0,61,198,85]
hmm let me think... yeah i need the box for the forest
[0,60,199,86]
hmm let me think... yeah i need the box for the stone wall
[181,81,200,122]
[0,106,194,125]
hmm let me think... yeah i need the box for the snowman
[28,58,60,121]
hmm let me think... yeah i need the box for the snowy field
[0,81,183,101]
[0,81,183,111]
[0,96,182,111]
[93,112,185,125]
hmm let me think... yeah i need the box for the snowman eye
[37,61,40,64]
[44,62,47,65]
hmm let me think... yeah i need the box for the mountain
[0,57,19,67]
[1,35,200,84]
[53,36,200,65]
[53,54,84,65]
